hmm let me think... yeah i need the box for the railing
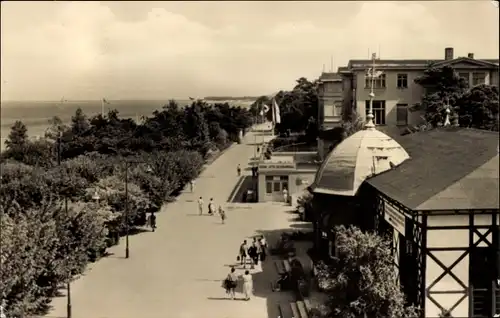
[273,142,317,153]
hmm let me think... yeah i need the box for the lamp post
[366,53,382,130]
[124,160,153,259]
[56,133,72,318]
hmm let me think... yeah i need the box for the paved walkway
[47,123,298,318]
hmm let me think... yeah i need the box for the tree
[411,65,469,127]
[71,108,90,136]
[315,225,418,318]
[183,103,211,154]
[3,138,55,167]
[5,120,28,149]
[45,116,69,141]
[253,77,319,138]
[341,111,365,139]
[0,205,58,316]
[456,84,499,130]
[91,175,152,229]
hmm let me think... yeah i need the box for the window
[365,100,386,125]
[329,233,339,259]
[265,176,273,181]
[273,181,281,192]
[324,104,335,117]
[396,104,408,126]
[472,72,486,86]
[458,72,469,84]
[280,176,288,181]
[334,102,343,116]
[365,74,386,89]
[397,74,408,88]
[266,181,272,194]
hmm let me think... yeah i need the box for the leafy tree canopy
[412,65,498,130]
[250,77,319,140]
[315,226,418,318]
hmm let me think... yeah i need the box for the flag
[189,97,195,101]
[272,98,281,124]
[103,98,111,104]
[366,68,383,78]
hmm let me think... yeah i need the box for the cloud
[1,1,498,100]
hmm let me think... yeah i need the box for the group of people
[238,236,267,269]
[197,196,226,223]
[223,236,267,300]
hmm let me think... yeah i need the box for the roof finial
[365,52,380,130]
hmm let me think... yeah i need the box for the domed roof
[310,128,410,196]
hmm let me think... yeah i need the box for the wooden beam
[427,250,468,290]
[429,290,467,294]
[427,225,493,230]
[428,247,469,251]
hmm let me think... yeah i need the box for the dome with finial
[309,51,410,196]
[310,127,410,196]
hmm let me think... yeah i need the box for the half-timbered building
[309,127,499,317]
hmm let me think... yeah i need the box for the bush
[89,176,152,230]
[319,226,419,318]
[0,100,254,316]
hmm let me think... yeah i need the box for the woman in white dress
[241,270,253,301]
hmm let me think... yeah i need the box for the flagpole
[101,98,104,117]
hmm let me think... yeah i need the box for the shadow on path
[226,176,257,203]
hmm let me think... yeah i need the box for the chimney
[467,53,474,59]
[445,47,454,60]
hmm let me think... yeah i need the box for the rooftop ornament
[365,52,384,130]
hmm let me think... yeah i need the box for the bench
[296,300,309,318]
[290,302,300,318]
[278,303,291,318]
[303,298,312,313]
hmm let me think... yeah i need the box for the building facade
[257,152,319,203]
[316,48,500,141]
[317,72,344,159]
[343,48,499,131]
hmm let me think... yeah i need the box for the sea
[0,99,254,151]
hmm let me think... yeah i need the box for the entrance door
[270,176,289,202]
[470,247,494,317]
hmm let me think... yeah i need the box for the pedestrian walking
[190,180,195,192]
[237,164,241,177]
[224,267,238,299]
[208,198,215,215]
[241,270,253,300]
[147,212,157,232]
[248,241,260,268]
[198,196,204,215]
[238,240,248,268]
[259,235,267,262]
[282,187,289,204]
[218,206,226,224]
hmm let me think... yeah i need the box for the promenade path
[47,123,299,318]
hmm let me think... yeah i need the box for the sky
[1,1,499,101]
